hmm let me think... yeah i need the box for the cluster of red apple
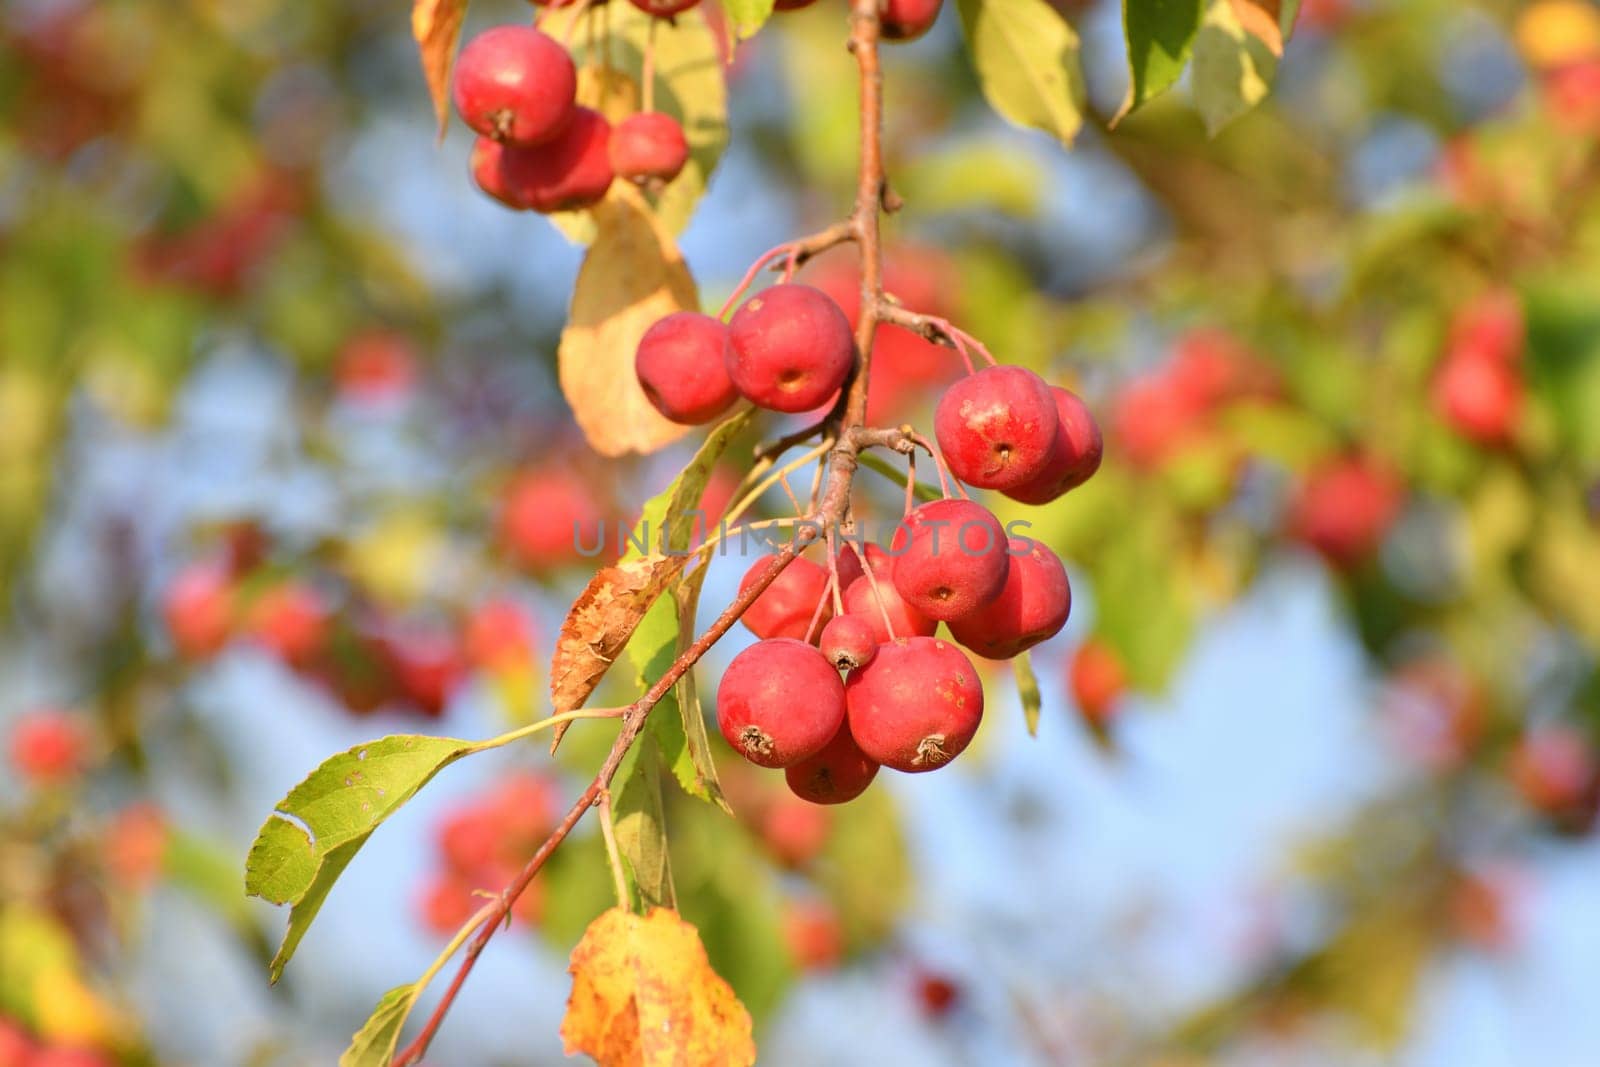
[0,1018,110,1067]
[416,770,560,935]
[453,0,954,212]
[634,272,1103,800]
[453,25,688,214]
[159,530,540,719]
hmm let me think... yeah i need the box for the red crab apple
[726,284,855,413]
[30,1050,114,1067]
[1433,351,1522,445]
[336,330,418,405]
[105,804,169,886]
[1005,387,1104,504]
[717,638,846,767]
[0,1019,34,1066]
[934,366,1060,491]
[881,0,943,40]
[760,798,830,866]
[738,555,833,641]
[628,0,702,14]
[1288,456,1403,568]
[1069,639,1125,728]
[842,570,936,645]
[452,26,576,145]
[8,710,86,784]
[913,968,962,1020]
[783,899,844,971]
[500,468,604,569]
[947,538,1071,660]
[609,112,690,184]
[820,613,878,671]
[1508,726,1596,816]
[498,107,614,214]
[465,598,536,671]
[785,722,880,804]
[419,874,478,936]
[845,636,984,772]
[246,580,329,668]
[163,562,236,659]
[890,499,1010,621]
[469,136,523,209]
[635,312,739,425]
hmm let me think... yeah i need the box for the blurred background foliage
[4,0,1600,1063]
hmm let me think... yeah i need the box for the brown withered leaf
[559,184,697,457]
[561,907,755,1067]
[412,0,468,136]
[1230,0,1285,55]
[549,555,689,715]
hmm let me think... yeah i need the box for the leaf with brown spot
[559,184,699,457]
[561,907,755,1067]
[411,0,468,137]
[549,554,690,716]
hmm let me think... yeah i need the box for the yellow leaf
[412,0,468,136]
[561,907,755,1067]
[1516,0,1600,70]
[1229,0,1284,57]
[559,184,697,457]
[549,554,691,713]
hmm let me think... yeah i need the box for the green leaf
[245,735,474,981]
[956,0,1087,147]
[723,0,777,39]
[622,408,754,808]
[340,983,418,1067]
[1115,0,1204,123]
[613,734,677,910]
[1013,652,1042,737]
[1191,0,1281,135]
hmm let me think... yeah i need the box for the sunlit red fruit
[1111,373,1207,470]
[1069,639,1126,728]
[335,331,419,406]
[465,598,537,671]
[0,1019,34,1067]
[499,469,605,569]
[785,723,880,804]
[1287,456,1403,568]
[609,112,690,184]
[1003,386,1103,505]
[470,136,523,209]
[8,710,86,784]
[452,26,577,145]
[130,173,300,298]
[947,538,1071,660]
[104,804,169,886]
[382,621,468,717]
[635,312,740,425]
[726,285,855,413]
[935,366,1060,491]
[419,772,559,935]
[1546,59,1600,133]
[738,556,833,642]
[911,968,962,1020]
[499,107,615,213]
[819,613,877,671]
[1432,293,1524,444]
[889,499,1010,621]
[880,0,944,41]
[783,899,844,971]
[246,580,329,669]
[628,0,702,14]
[163,561,236,660]
[27,1048,113,1067]
[1448,865,1527,953]
[1507,726,1597,817]
[760,797,831,866]
[717,638,846,767]
[841,566,937,646]
[845,636,983,772]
